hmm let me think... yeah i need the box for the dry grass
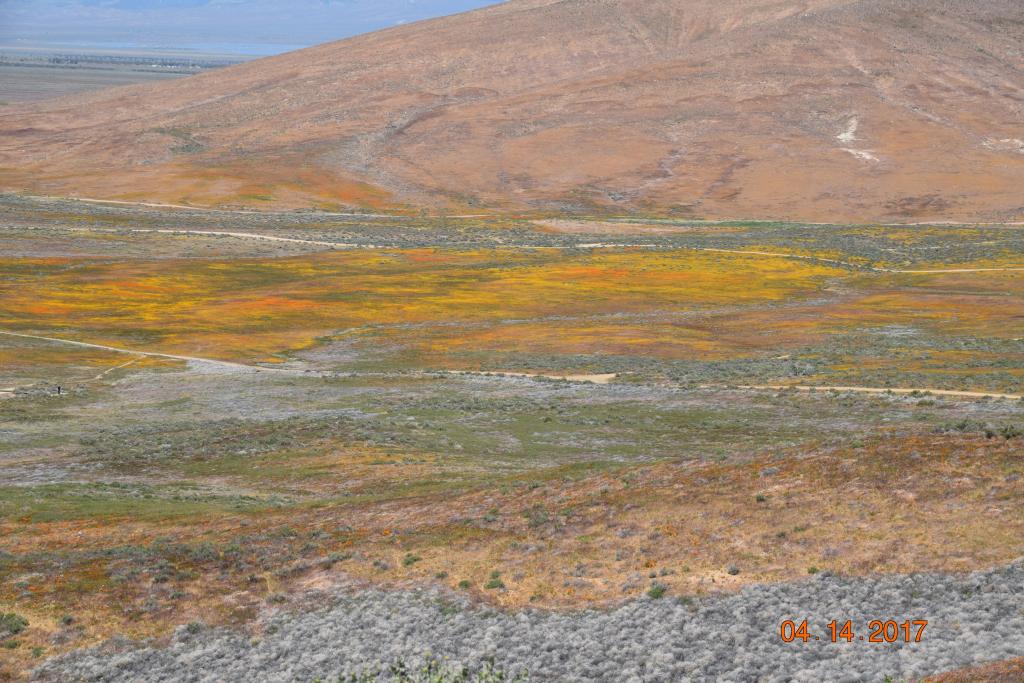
[925,657,1024,683]
[2,430,1020,677]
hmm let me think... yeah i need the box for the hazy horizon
[0,0,504,56]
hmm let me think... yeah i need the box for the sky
[0,0,503,55]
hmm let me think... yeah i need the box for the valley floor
[0,195,1022,681]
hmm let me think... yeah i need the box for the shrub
[188,542,218,562]
[322,552,353,569]
[402,554,422,567]
[999,424,1023,440]
[458,580,472,589]
[336,657,527,682]
[647,582,668,599]
[484,571,505,590]
[0,613,28,636]
[525,506,549,528]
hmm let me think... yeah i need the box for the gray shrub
[35,560,1024,682]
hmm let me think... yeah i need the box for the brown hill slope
[1,0,1022,220]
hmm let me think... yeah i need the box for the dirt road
[0,330,274,373]
[723,384,1022,401]
[0,330,620,385]
[8,328,1017,400]
[15,224,377,249]
[23,194,398,218]
[443,370,618,384]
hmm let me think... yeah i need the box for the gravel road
[35,560,1024,682]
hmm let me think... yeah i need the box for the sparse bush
[188,542,218,562]
[484,571,505,590]
[524,505,549,528]
[647,583,668,599]
[322,552,352,569]
[0,613,27,637]
[999,424,1023,440]
[402,554,421,567]
[807,566,820,575]
[935,420,1023,440]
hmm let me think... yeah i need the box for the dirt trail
[23,194,397,218]
[722,384,1022,401]
[137,228,377,249]
[591,218,1024,228]
[0,330,276,373]
[10,219,1024,274]
[889,266,1024,274]
[5,331,1021,397]
[17,224,379,249]
[0,330,619,386]
[89,357,139,381]
[17,195,1024,227]
[443,370,617,384]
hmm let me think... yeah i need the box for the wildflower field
[1,196,1022,680]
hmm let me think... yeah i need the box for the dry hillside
[0,0,1022,220]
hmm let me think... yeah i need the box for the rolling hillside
[0,0,1022,220]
